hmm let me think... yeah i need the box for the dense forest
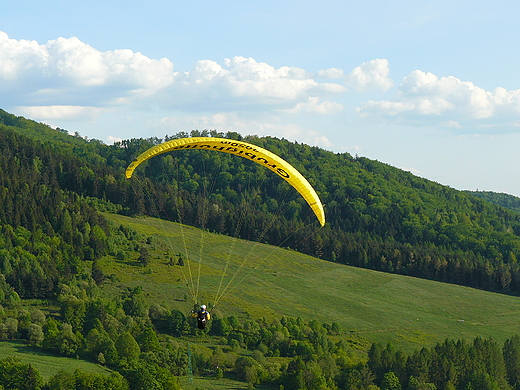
[465,191,520,213]
[3,108,520,388]
[3,289,520,390]
[3,108,520,296]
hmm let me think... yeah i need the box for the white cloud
[0,31,174,108]
[16,105,104,121]
[317,68,344,79]
[358,100,414,117]
[311,135,334,149]
[400,166,422,175]
[489,87,520,117]
[400,71,494,118]
[0,31,347,119]
[169,56,345,110]
[442,120,462,128]
[314,60,393,93]
[107,135,123,144]
[0,31,46,81]
[153,112,286,136]
[45,36,109,87]
[346,59,394,92]
[151,112,332,148]
[282,97,344,114]
[357,70,520,131]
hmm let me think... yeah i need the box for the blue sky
[2,0,520,196]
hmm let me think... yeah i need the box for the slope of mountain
[3,108,520,297]
[2,109,520,389]
[466,190,520,213]
[101,212,520,351]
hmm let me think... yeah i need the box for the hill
[0,340,112,380]
[466,190,520,213]
[101,212,520,352]
[3,108,520,297]
[4,211,520,389]
[3,108,520,388]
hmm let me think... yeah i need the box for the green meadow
[5,211,520,386]
[102,213,520,351]
[0,340,112,381]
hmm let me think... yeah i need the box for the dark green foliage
[46,369,129,390]
[0,357,43,390]
[113,132,520,296]
[137,327,160,353]
[0,275,20,306]
[467,191,520,213]
[59,295,86,332]
[210,316,230,336]
[6,109,520,388]
[91,259,105,284]
[122,287,148,319]
[137,247,151,267]
[120,362,182,390]
[365,338,513,390]
[3,293,520,390]
[0,124,114,299]
[4,110,520,297]
[167,310,189,336]
[381,372,401,390]
[115,332,141,362]
[504,335,520,390]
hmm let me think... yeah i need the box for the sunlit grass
[103,213,520,351]
[0,341,112,380]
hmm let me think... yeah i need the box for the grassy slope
[0,341,112,381]
[6,211,520,386]
[102,213,520,351]
[177,376,278,389]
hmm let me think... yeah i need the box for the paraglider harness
[192,305,211,329]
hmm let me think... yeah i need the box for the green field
[178,376,271,389]
[102,213,520,351]
[0,340,112,380]
[6,212,520,388]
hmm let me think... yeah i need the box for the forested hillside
[120,134,520,295]
[0,122,116,301]
[4,108,520,389]
[3,108,520,298]
[466,190,520,213]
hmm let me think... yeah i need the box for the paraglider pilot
[192,305,211,329]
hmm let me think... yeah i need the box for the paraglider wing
[125,137,325,226]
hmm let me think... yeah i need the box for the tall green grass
[103,213,520,351]
[0,341,112,380]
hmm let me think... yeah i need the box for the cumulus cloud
[16,105,104,121]
[314,60,394,92]
[357,70,520,130]
[107,135,123,144]
[0,32,347,121]
[311,135,334,149]
[317,68,344,79]
[168,56,345,110]
[345,59,394,92]
[0,31,174,109]
[281,97,344,114]
[151,112,333,149]
[154,112,294,137]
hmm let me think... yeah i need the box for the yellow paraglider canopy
[126,137,325,226]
